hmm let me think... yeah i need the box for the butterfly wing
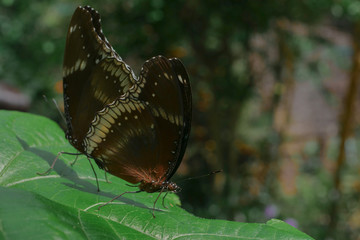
[63,6,137,151]
[166,58,192,179]
[63,6,192,184]
[81,56,192,184]
[83,96,161,184]
[134,56,192,181]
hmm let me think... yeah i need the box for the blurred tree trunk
[206,56,253,219]
[274,20,297,195]
[327,21,360,236]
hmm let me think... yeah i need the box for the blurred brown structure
[0,82,30,111]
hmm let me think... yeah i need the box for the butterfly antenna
[42,95,49,102]
[42,95,66,124]
[177,170,222,183]
[52,98,66,124]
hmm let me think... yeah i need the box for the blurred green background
[2,0,360,239]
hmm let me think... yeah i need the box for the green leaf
[0,110,314,239]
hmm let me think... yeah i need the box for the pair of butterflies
[61,5,191,214]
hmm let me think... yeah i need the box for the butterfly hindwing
[82,96,162,184]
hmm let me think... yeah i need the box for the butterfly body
[62,6,191,195]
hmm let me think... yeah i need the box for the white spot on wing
[75,59,81,71]
[178,75,184,84]
[80,60,86,71]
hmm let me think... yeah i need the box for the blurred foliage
[2,0,360,239]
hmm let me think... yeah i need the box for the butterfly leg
[37,151,82,175]
[161,192,169,209]
[87,157,100,192]
[98,190,143,211]
[152,188,166,218]
[104,171,111,183]
[126,183,139,188]
[37,151,64,175]
[70,154,79,166]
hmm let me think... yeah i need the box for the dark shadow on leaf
[15,135,154,212]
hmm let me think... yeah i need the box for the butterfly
[61,5,191,216]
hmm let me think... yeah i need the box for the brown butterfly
[60,6,191,217]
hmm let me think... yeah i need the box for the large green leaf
[0,110,314,239]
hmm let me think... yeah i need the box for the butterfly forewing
[63,6,137,150]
